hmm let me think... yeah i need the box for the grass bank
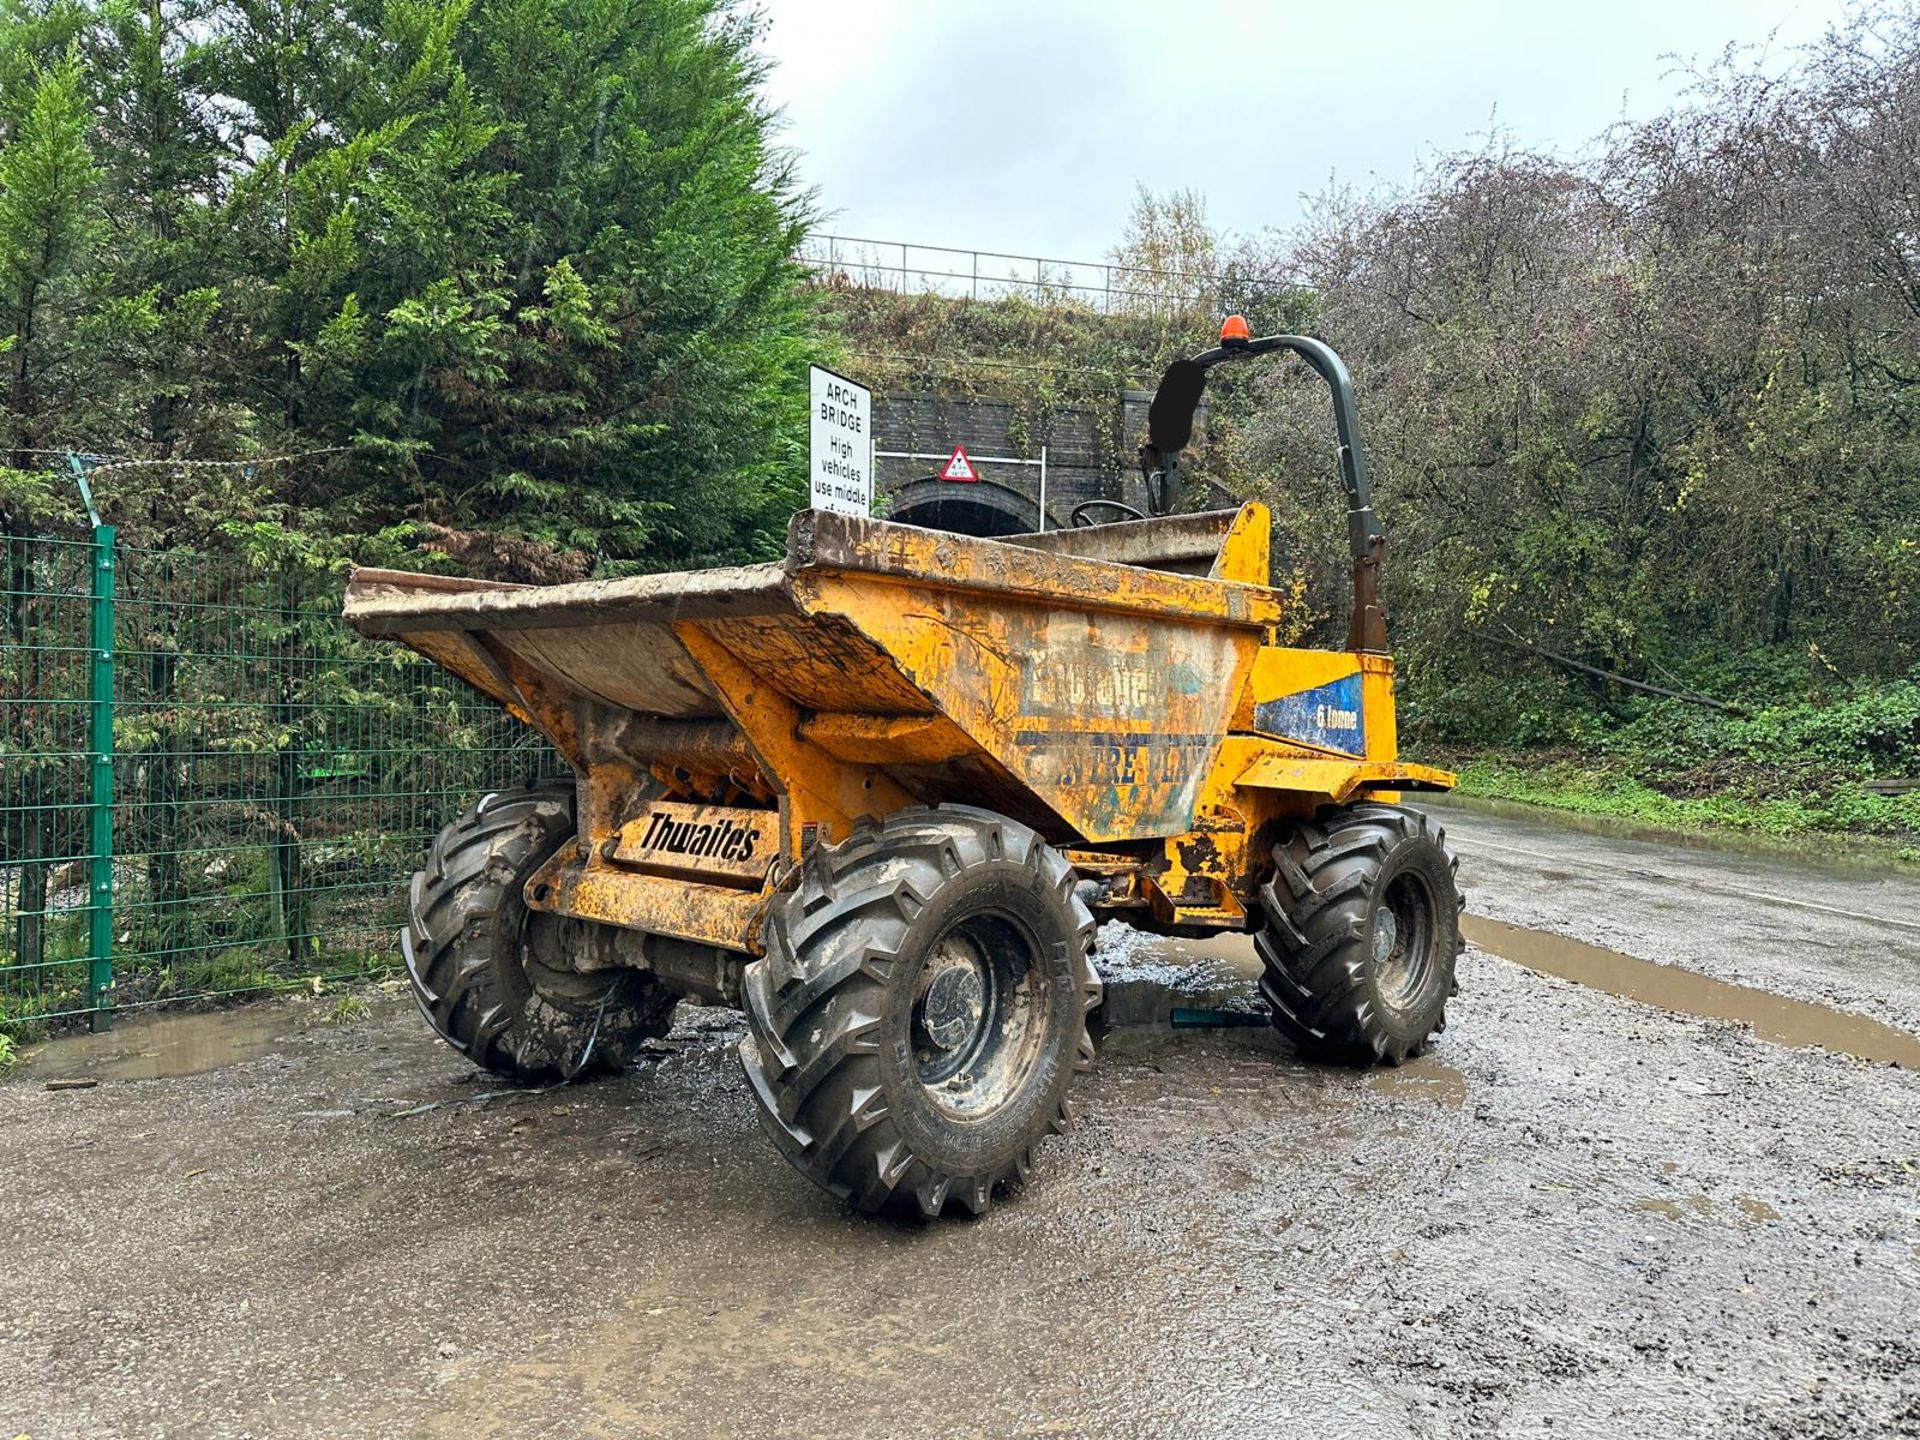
[1441,751,1920,863]
[1410,662,1920,862]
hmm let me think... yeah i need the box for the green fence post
[87,521,116,1032]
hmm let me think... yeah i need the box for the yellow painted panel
[696,612,936,715]
[610,801,776,885]
[1361,664,1399,761]
[1209,505,1273,586]
[800,573,1260,842]
[1233,751,1457,804]
[1243,648,1363,710]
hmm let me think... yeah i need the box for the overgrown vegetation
[0,0,817,574]
[1250,12,1920,839]
[823,15,1920,843]
[1445,674,1920,848]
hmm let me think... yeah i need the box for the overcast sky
[756,0,1853,265]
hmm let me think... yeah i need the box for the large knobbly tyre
[403,779,679,1080]
[739,806,1101,1219]
[1256,801,1463,1067]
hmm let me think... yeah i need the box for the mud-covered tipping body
[342,503,1455,957]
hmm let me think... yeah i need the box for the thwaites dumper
[343,321,1465,1218]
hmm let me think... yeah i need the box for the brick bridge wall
[873,388,1199,527]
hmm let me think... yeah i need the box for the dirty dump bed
[342,508,1284,843]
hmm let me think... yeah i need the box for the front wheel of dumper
[739,807,1102,1218]
[403,779,680,1080]
[1255,802,1462,1067]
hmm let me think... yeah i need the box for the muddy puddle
[1093,926,1472,1104]
[1464,914,1920,1066]
[21,1004,313,1082]
[1092,924,1262,1030]
[1365,1053,1468,1108]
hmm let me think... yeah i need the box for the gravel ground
[2,802,1916,1439]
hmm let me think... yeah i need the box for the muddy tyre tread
[739,805,1100,1218]
[1256,801,1462,1067]
[404,779,677,1079]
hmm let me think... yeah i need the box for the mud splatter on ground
[2,804,1917,1439]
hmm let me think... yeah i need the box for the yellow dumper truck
[343,321,1464,1217]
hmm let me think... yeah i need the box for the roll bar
[1138,324,1388,653]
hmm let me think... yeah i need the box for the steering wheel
[1070,498,1148,528]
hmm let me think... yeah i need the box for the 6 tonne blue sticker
[1253,673,1366,755]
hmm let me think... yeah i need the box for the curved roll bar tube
[1138,330,1388,653]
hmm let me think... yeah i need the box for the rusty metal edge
[341,560,793,636]
[996,509,1242,566]
[343,508,1286,641]
[788,510,1283,629]
[524,846,772,955]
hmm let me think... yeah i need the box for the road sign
[809,364,872,517]
[939,445,981,482]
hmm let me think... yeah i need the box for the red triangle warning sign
[938,445,981,482]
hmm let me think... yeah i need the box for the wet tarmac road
[3,801,1917,1439]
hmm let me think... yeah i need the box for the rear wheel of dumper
[739,806,1101,1218]
[404,779,679,1080]
[1255,802,1462,1066]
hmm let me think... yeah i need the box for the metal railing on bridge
[796,234,1248,314]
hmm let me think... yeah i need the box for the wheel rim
[521,911,619,1008]
[1370,870,1436,1012]
[910,912,1053,1121]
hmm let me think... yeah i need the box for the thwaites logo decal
[611,802,773,883]
[1253,673,1366,756]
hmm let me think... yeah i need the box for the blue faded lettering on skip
[1167,661,1206,696]
[1254,674,1365,754]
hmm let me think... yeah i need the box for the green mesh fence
[2,526,554,1034]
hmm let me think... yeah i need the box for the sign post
[809,364,872,517]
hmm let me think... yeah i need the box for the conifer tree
[0,0,817,572]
